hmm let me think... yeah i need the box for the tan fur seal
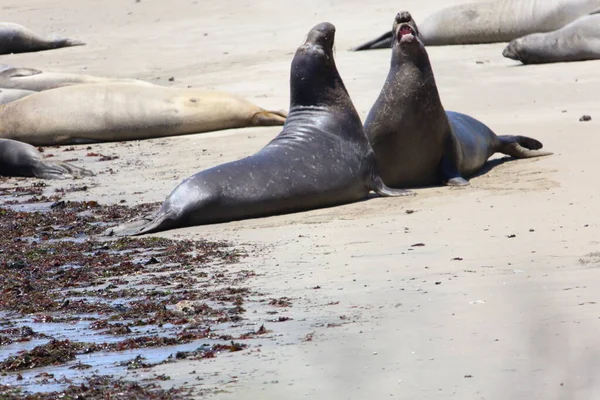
[0,88,35,105]
[0,83,288,146]
[353,0,600,50]
[106,22,411,237]
[364,12,552,188]
[0,138,93,179]
[0,67,154,92]
[0,23,84,55]
[503,13,600,64]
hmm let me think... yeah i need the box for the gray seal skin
[352,0,600,50]
[107,22,412,237]
[364,12,552,188]
[0,88,35,105]
[0,138,94,179]
[0,23,84,55]
[503,13,600,64]
[0,67,154,91]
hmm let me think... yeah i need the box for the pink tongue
[400,27,412,36]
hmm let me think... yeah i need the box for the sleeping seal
[0,138,93,179]
[0,22,84,54]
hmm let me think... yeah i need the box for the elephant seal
[0,138,94,179]
[0,23,84,55]
[364,12,552,188]
[0,83,288,146]
[0,67,154,92]
[106,22,412,237]
[0,88,35,104]
[352,0,600,50]
[503,13,600,64]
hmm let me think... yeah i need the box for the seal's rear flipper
[33,160,94,180]
[55,38,86,48]
[352,31,393,51]
[497,135,553,158]
[104,211,178,237]
[251,110,287,126]
[372,175,415,197]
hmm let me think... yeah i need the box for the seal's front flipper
[440,135,469,186]
[251,110,287,126]
[352,31,393,51]
[372,175,415,197]
[497,135,553,158]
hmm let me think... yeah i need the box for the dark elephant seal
[0,83,287,146]
[352,0,600,50]
[503,13,600,64]
[0,23,84,55]
[0,67,154,91]
[364,12,552,188]
[107,22,412,237]
[0,138,94,179]
[0,88,35,104]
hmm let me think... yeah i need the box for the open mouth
[397,23,416,42]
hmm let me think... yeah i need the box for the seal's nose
[395,11,412,24]
[305,22,336,49]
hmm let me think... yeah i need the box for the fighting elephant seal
[503,13,600,64]
[106,22,412,237]
[0,138,94,179]
[352,0,600,50]
[0,23,84,55]
[0,67,154,91]
[0,83,288,146]
[0,88,35,104]
[364,12,552,188]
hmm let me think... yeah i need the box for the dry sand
[2,0,600,398]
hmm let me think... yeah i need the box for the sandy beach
[2,0,600,398]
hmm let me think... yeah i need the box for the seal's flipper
[33,160,94,180]
[105,210,179,237]
[372,175,415,197]
[54,38,85,48]
[497,135,553,158]
[440,133,469,186]
[352,31,393,51]
[251,110,287,126]
[0,67,43,78]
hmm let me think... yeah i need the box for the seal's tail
[497,135,553,158]
[34,160,94,180]
[251,109,287,126]
[352,31,393,51]
[103,210,177,237]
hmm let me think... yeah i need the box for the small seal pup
[0,67,154,92]
[364,12,552,188]
[0,83,288,146]
[352,0,600,50]
[107,22,412,236]
[0,23,84,55]
[0,138,94,179]
[0,88,35,105]
[503,13,600,64]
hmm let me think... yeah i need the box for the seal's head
[290,22,346,107]
[391,11,427,65]
[502,39,521,61]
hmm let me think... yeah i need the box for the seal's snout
[502,43,517,60]
[393,11,419,45]
[306,22,336,49]
[395,11,413,24]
